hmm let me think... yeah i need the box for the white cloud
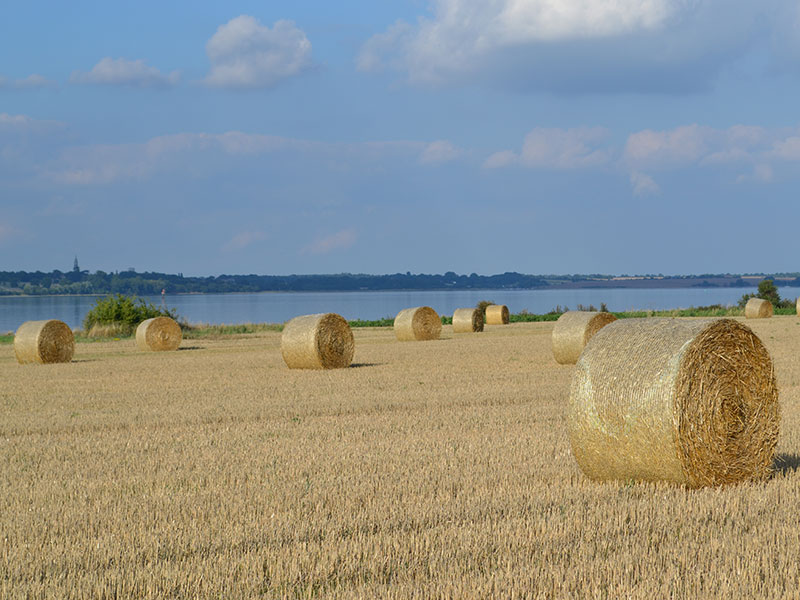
[771,136,800,161]
[624,124,713,167]
[419,140,461,165]
[483,150,517,169]
[204,16,312,89]
[303,229,356,255]
[630,171,660,196]
[221,230,266,252]
[358,1,783,92]
[737,164,774,184]
[486,127,611,169]
[70,57,179,88]
[0,74,55,90]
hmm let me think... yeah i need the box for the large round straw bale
[452,308,484,333]
[745,297,773,319]
[14,320,74,364]
[281,313,354,369]
[796,296,800,316]
[568,318,779,488]
[551,311,617,365]
[485,304,509,325]
[393,306,442,341]
[136,317,182,351]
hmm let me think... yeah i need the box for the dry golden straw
[485,304,509,325]
[14,319,75,365]
[745,297,773,319]
[136,317,183,352]
[281,313,354,369]
[452,308,484,333]
[551,311,617,365]
[393,306,442,341]
[568,318,779,488]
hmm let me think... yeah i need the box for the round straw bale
[485,304,509,325]
[797,296,800,316]
[745,297,773,319]
[14,319,74,364]
[568,318,779,488]
[281,313,354,369]
[551,311,617,365]
[452,308,484,333]
[393,306,442,341]
[135,317,182,351]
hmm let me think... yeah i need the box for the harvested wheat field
[3,317,800,598]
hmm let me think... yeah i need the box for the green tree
[83,294,181,335]
[757,279,781,307]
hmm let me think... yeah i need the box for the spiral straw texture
[281,313,355,369]
[485,304,509,325]
[136,317,183,351]
[551,311,617,365]
[452,308,484,333]
[745,298,773,319]
[14,320,75,364]
[393,307,442,341]
[568,318,779,488]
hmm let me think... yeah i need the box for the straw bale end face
[568,318,779,488]
[485,304,509,325]
[452,308,484,333]
[14,319,75,364]
[551,311,617,365]
[281,313,355,369]
[745,297,773,319]
[136,317,183,351]
[394,306,442,341]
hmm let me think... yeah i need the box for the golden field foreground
[2,318,800,598]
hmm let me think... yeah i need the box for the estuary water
[2,286,796,333]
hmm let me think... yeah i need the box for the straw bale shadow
[178,346,203,351]
[71,359,98,363]
[774,453,800,474]
[349,362,383,369]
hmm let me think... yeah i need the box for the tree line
[0,269,550,295]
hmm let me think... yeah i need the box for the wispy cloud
[302,228,356,255]
[34,197,87,217]
[204,16,313,89]
[0,74,55,90]
[630,171,660,196]
[70,57,179,88]
[221,230,266,252]
[419,140,462,165]
[485,127,611,169]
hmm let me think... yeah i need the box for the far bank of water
[2,286,796,333]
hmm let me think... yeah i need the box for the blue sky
[2,0,800,276]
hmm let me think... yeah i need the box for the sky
[2,0,800,277]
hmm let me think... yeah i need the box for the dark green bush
[82,294,181,336]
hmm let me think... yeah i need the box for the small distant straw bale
[136,317,183,351]
[485,304,509,325]
[568,318,779,488]
[14,319,74,364]
[281,313,354,369]
[394,306,442,341]
[452,308,484,333]
[745,297,773,319]
[551,311,617,365]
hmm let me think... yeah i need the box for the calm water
[2,286,796,332]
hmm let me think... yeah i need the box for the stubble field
[2,317,800,598]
